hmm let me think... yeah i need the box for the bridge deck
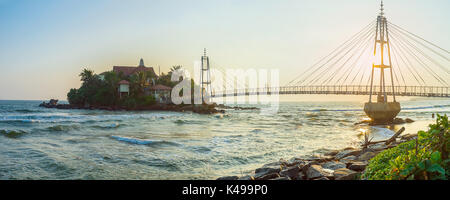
[212,85,450,97]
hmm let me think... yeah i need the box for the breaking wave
[111,136,179,146]
[0,129,28,138]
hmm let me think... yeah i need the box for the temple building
[113,58,157,77]
[99,58,172,103]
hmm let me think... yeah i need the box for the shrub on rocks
[362,114,449,180]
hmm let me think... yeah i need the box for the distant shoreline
[39,101,225,114]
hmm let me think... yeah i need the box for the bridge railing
[212,85,449,97]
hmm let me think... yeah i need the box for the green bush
[362,114,449,180]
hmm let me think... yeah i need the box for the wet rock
[255,164,283,176]
[262,161,286,169]
[296,172,306,180]
[286,158,307,167]
[358,152,377,161]
[393,118,405,124]
[305,165,331,180]
[314,177,330,180]
[335,149,361,159]
[369,143,388,151]
[280,165,301,180]
[270,177,290,180]
[321,161,346,170]
[255,173,280,180]
[238,175,254,180]
[217,176,239,180]
[324,150,340,157]
[333,168,359,180]
[405,118,414,123]
[348,161,368,171]
[302,155,334,162]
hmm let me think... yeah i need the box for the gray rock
[280,165,301,180]
[369,143,388,151]
[296,172,306,180]
[302,155,334,162]
[333,168,359,180]
[335,149,361,159]
[321,161,346,170]
[216,176,239,180]
[348,161,368,171]
[255,165,282,175]
[305,165,331,180]
[255,173,280,180]
[313,177,330,180]
[324,150,340,157]
[238,175,254,180]
[405,118,414,123]
[270,177,290,180]
[262,161,285,168]
[358,152,377,161]
[286,158,307,167]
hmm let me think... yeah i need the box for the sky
[0,0,448,100]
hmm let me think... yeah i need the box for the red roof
[118,80,130,85]
[150,84,172,91]
[113,66,156,77]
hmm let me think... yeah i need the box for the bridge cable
[337,35,375,86]
[304,25,375,86]
[305,25,375,86]
[390,39,426,86]
[388,23,449,63]
[388,22,450,55]
[349,42,375,86]
[389,32,449,86]
[286,20,376,86]
[389,27,450,75]
[285,20,376,86]
[321,32,375,86]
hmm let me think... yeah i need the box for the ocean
[0,98,448,180]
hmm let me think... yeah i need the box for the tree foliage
[363,114,449,180]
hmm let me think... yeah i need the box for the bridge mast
[371,1,396,103]
[200,48,212,104]
[365,1,401,123]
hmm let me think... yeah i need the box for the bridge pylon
[364,1,401,123]
[200,48,213,104]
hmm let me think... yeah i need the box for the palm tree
[79,68,95,84]
[130,71,148,96]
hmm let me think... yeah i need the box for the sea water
[0,98,448,179]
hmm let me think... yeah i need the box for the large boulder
[335,149,361,159]
[321,161,346,170]
[216,176,239,180]
[270,177,290,180]
[296,172,306,180]
[255,164,283,175]
[348,161,368,171]
[405,118,414,123]
[358,152,377,161]
[280,165,301,180]
[333,168,359,180]
[238,175,254,180]
[305,165,332,180]
[255,173,280,180]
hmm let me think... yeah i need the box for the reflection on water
[0,98,448,179]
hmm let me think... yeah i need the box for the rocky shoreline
[217,125,418,181]
[39,99,225,114]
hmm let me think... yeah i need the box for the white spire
[380,1,385,16]
[139,58,145,67]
